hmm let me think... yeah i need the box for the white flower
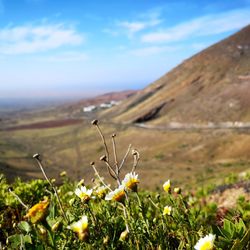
[163,205,172,216]
[194,234,216,250]
[122,172,139,192]
[75,186,93,202]
[105,185,125,202]
[163,180,171,193]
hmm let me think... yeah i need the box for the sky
[0,0,250,99]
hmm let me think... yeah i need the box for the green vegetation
[1,121,250,249]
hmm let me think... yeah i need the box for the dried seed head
[91,119,98,125]
[112,133,116,138]
[90,161,95,166]
[132,149,138,156]
[33,153,41,160]
[100,155,107,162]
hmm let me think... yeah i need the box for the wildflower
[163,180,171,193]
[174,187,181,194]
[51,221,61,232]
[24,198,49,224]
[60,171,67,177]
[194,234,216,250]
[75,186,93,203]
[77,179,85,186]
[119,230,129,241]
[68,215,89,241]
[94,186,109,199]
[38,225,47,235]
[105,185,126,203]
[163,205,172,216]
[122,172,139,192]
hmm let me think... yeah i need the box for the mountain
[104,25,250,125]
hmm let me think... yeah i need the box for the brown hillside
[104,25,250,125]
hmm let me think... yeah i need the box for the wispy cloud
[129,45,180,57]
[118,18,162,37]
[142,8,250,43]
[0,22,85,55]
[104,8,163,38]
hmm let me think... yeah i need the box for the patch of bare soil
[4,119,83,131]
[208,180,250,208]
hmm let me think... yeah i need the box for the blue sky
[0,0,250,99]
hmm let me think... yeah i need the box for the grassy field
[1,110,250,189]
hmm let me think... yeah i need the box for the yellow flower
[122,172,139,192]
[94,186,109,199]
[24,199,49,224]
[75,186,92,202]
[105,185,125,202]
[119,230,129,241]
[194,234,215,250]
[69,215,89,241]
[163,205,172,216]
[163,180,171,193]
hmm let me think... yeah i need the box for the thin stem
[8,188,29,210]
[104,161,121,185]
[91,164,112,191]
[132,149,140,172]
[95,124,110,162]
[33,155,69,224]
[136,193,150,234]
[121,203,130,233]
[148,196,159,209]
[111,134,119,175]
[119,144,131,171]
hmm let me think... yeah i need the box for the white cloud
[142,8,250,43]
[104,8,163,38]
[0,23,85,55]
[129,46,180,57]
[118,18,162,37]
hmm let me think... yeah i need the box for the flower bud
[103,236,109,244]
[119,230,129,241]
[60,171,67,177]
[174,187,181,194]
[52,221,61,232]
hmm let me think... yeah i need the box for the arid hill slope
[104,25,250,125]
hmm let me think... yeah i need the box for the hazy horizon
[0,0,250,99]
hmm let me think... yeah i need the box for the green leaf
[8,234,25,249]
[223,219,235,238]
[236,219,246,236]
[18,221,31,233]
[23,235,32,244]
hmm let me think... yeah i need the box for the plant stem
[33,154,69,224]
